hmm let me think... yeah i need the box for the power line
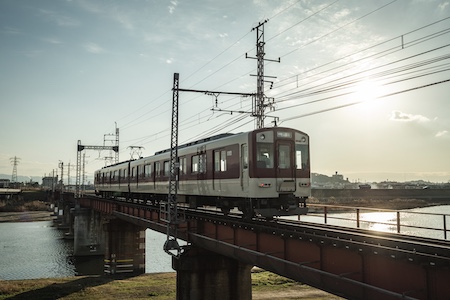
[278,78,450,123]
[268,16,450,98]
[278,0,399,60]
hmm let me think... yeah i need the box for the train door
[240,143,249,191]
[276,141,296,192]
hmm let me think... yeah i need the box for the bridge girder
[79,197,450,300]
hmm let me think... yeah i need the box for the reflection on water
[360,211,398,232]
[298,205,450,240]
[0,221,75,280]
[0,221,173,280]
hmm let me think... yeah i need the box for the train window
[179,157,186,175]
[192,154,206,173]
[164,161,170,176]
[242,144,248,169]
[278,144,291,169]
[192,156,199,173]
[131,167,136,178]
[214,150,227,172]
[296,144,309,170]
[144,164,152,177]
[256,143,274,168]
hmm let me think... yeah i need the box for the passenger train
[94,127,310,218]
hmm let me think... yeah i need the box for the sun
[348,79,385,117]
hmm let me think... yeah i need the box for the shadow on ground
[7,274,137,300]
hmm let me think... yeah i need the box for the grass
[0,271,341,300]
[0,273,176,300]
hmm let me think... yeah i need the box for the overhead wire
[274,44,450,103]
[272,15,450,92]
[277,79,450,124]
[117,1,445,153]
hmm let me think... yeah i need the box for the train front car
[247,127,310,218]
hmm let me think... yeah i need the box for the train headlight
[258,183,271,188]
[260,134,265,140]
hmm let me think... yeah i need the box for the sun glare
[348,79,385,117]
[361,211,397,233]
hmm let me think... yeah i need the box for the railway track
[186,206,450,267]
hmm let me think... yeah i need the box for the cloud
[390,110,430,123]
[42,37,62,44]
[166,58,174,64]
[438,2,449,12]
[21,50,43,58]
[435,130,449,138]
[38,9,80,27]
[168,1,178,14]
[83,42,105,54]
[1,26,21,35]
[390,111,450,140]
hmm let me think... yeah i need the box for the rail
[298,204,449,240]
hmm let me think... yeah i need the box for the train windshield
[256,143,274,168]
[296,143,309,170]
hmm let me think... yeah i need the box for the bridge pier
[72,207,106,256]
[104,218,146,275]
[54,192,74,232]
[173,247,252,300]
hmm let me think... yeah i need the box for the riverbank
[0,211,54,223]
[0,271,342,300]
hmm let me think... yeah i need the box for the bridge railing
[297,204,449,240]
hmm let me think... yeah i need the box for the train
[94,127,310,218]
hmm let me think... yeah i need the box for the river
[0,223,172,280]
[0,205,448,280]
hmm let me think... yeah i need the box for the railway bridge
[58,194,450,300]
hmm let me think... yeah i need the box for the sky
[0,0,449,184]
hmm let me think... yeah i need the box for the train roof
[154,132,236,155]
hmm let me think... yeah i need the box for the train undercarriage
[97,190,308,219]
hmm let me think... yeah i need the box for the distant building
[358,184,371,189]
[332,171,344,182]
[42,176,58,189]
[0,179,10,188]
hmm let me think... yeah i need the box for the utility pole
[58,161,64,191]
[76,139,119,198]
[10,156,21,183]
[67,163,71,187]
[82,153,86,195]
[75,124,119,197]
[103,123,120,165]
[162,72,183,257]
[246,19,280,128]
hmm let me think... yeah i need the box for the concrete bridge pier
[173,247,252,300]
[71,207,106,275]
[72,207,106,256]
[104,218,146,275]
